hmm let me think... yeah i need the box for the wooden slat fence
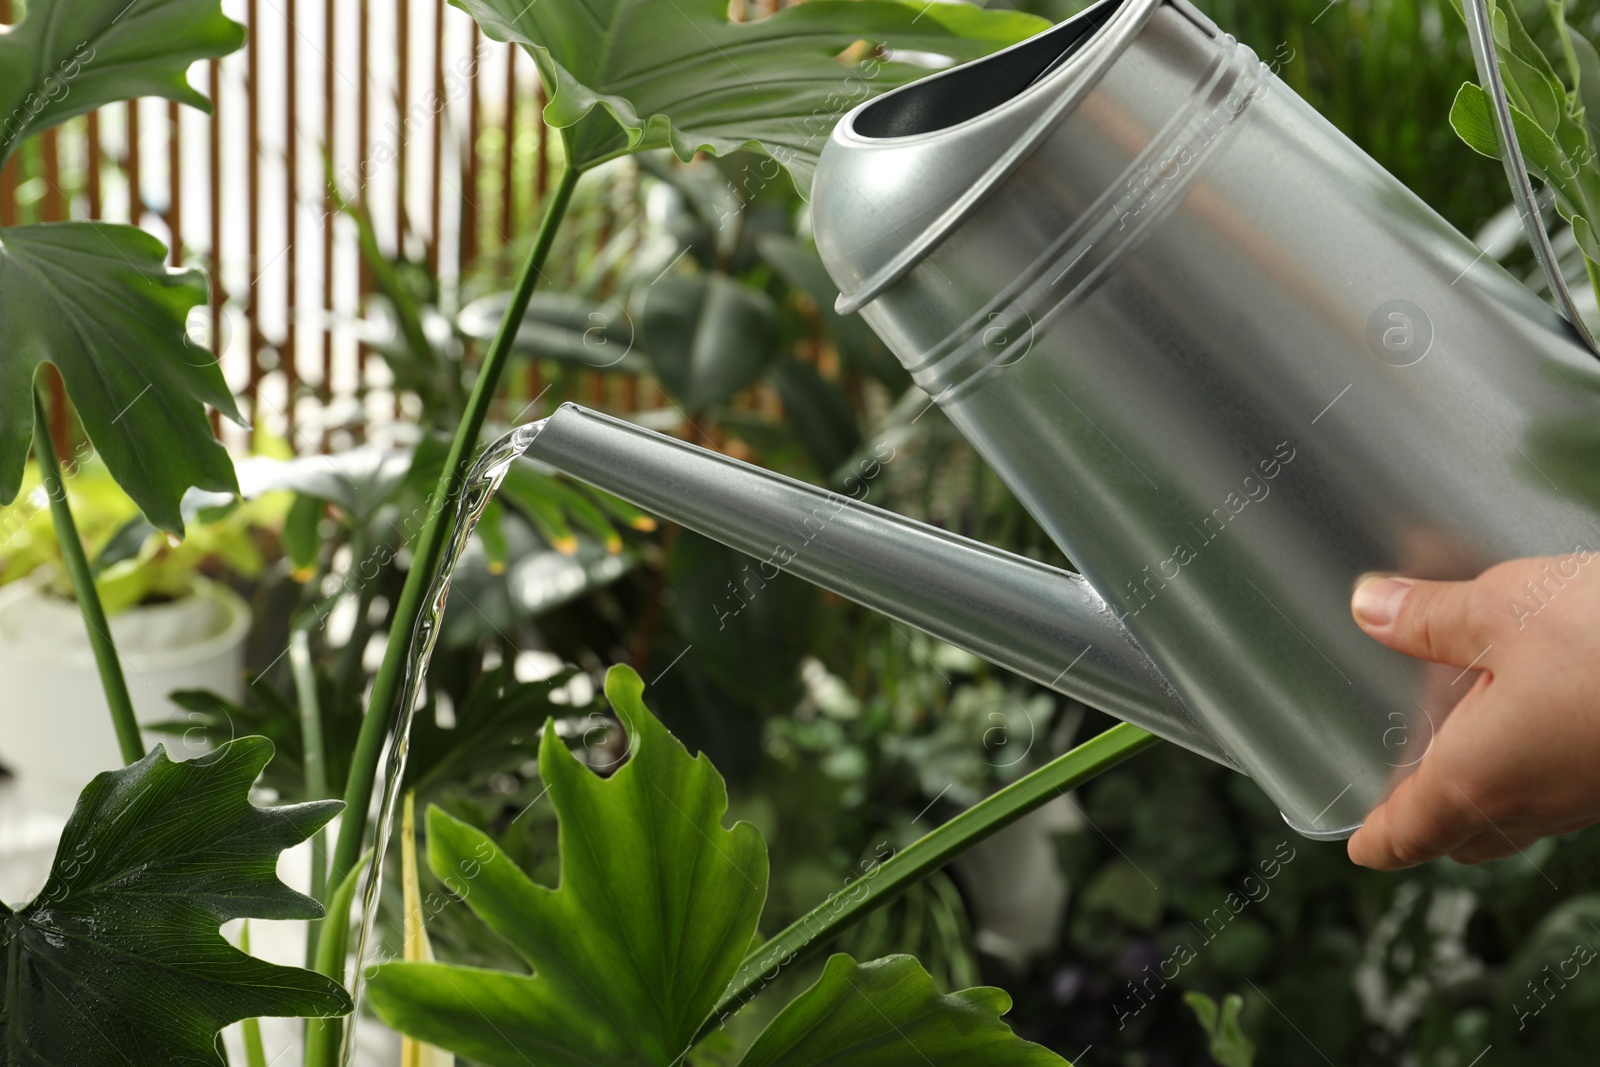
[0,0,610,455]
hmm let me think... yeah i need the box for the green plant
[1184,992,1256,1067]
[367,665,1151,1064]
[0,1,361,1058]
[0,739,350,1062]
[15,3,1529,1061]
[1447,0,1600,303]
[0,454,282,614]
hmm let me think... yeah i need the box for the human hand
[1346,552,1600,869]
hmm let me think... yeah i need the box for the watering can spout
[523,403,1236,768]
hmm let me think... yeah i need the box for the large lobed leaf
[0,223,243,534]
[370,666,1072,1066]
[640,272,780,410]
[0,738,351,1065]
[739,953,1069,1066]
[0,0,245,534]
[0,0,243,166]
[451,0,1048,191]
[368,664,771,1066]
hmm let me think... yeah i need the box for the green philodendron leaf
[768,356,864,478]
[0,0,244,167]
[0,223,243,534]
[451,0,1047,190]
[640,272,781,410]
[367,664,770,1067]
[0,738,351,1065]
[753,232,905,388]
[736,953,1068,1066]
[459,291,650,374]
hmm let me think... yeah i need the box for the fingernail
[1353,576,1412,629]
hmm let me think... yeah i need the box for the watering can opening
[851,0,1126,140]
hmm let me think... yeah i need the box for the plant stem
[31,386,145,765]
[698,723,1160,1038]
[1547,3,1581,100]
[291,616,330,966]
[305,854,371,1067]
[331,526,375,712]
[319,164,580,938]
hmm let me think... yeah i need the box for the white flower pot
[0,576,251,812]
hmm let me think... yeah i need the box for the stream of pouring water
[340,420,543,1061]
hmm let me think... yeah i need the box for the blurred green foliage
[0,454,283,613]
[1197,0,1509,234]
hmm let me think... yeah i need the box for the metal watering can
[523,0,1600,838]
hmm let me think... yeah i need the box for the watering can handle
[1463,0,1600,357]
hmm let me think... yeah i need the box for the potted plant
[0,455,278,807]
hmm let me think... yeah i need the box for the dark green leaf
[736,953,1065,1066]
[404,666,579,796]
[0,0,243,166]
[93,513,158,574]
[367,664,770,1067]
[753,232,905,387]
[451,0,1047,188]
[0,223,242,534]
[283,492,325,574]
[0,738,350,1065]
[640,273,780,410]
[768,356,863,479]
[458,291,650,374]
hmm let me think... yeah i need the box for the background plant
[365,665,1136,1065]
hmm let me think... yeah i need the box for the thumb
[1351,574,1500,668]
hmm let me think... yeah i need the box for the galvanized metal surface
[525,404,1236,768]
[807,0,1600,837]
